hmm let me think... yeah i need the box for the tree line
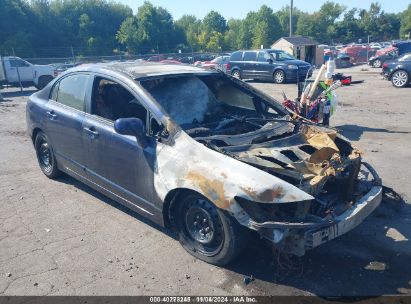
[1,0,411,58]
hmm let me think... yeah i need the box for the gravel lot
[0,66,410,296]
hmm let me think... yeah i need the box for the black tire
[173,193,247,266]
[273,70,286,84]
[37,75,54,90]
[231,69,241,79]
[391,70,409,88]
[34,131,60,179]
[372,59,382,68]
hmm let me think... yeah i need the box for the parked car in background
[26,62,382,265]
[228,49,312,83]
[382,53,411,88]
[0,56,55,89]
[368,46,398,68]
[53,63,78,77]
[392,41,411,55]
[340,45,376,64]
[195,55,230,73]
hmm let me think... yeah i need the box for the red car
[195,56,230,73]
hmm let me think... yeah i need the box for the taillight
[383,63,388,68]
[226,62,231,71]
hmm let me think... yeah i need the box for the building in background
[271,36,323,66]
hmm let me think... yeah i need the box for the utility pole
[289,0,293,37]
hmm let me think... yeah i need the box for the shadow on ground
[1,89,37,99]
[336,124,410,141]
[224,188,411,296]
[56,174,174,238]
[55,174,411,296]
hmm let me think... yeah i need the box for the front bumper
[286,69,312,82]
[305,183,382,249]
[249,162,382,255]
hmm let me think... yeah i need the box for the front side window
[55,74,89,111]
[271,51,295,61]
[400,54,411,61]
[91,77,147,123]
[9,59,30,68]
[258,52,272,62]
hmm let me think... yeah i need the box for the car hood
[154,121,361,214]
[280,59,311,66]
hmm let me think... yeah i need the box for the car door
[241,51,258,79]
[255,51,273,79]
[82,75,158,216]
[44,73,92,177]
[7,58,34,82]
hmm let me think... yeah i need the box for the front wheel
[273,70,286,84]
[391,70,409,88]
[173,193,247,266]
[373,59,382,68]
[34,131,61,178]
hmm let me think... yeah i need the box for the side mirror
[267,58,273,64]
[114,118,148,148]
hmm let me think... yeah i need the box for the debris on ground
[108,259,113,263]
[243,275,255,286]
[185,274,190,279]
[364,261,387,271]
[33,283,38,287]
[6,273,11,277]
[45,228,51,233]
[382,186,406,211]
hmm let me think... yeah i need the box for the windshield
[140,75,289,140]
[268,50,296,61]
[400,54,411,61]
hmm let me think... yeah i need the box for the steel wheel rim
[275,71,284,83]
[393,72,407,87]
[373,60,381,68]
[232,70,240,78]
[183,198,224,256]
[38,140,52,172]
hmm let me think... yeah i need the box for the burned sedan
[26,62,382,265]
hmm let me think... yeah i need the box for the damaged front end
[141,73,382,257]
[189,121,382,256]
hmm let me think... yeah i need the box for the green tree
[400,4,411,39]
[202,11,227,34]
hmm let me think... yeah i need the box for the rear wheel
[34,131,60,178]
[273,70,286,84]
[36,75,54,90]
[391,70,409,88]
[372,59,382,68]
[231,69,241,79]
[173,193,247,266]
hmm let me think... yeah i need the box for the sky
[120,0,410,19]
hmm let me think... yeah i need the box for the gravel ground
[0,65,410,296]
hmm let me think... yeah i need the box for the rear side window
[243,52,257,61]
[55,74,89,111]
[230,52,243,61]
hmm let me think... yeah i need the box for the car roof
[70,61,217,79]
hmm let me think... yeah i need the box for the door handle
[46,110,57,120]
[84,127,99,138]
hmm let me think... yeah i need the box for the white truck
[0,56,55,90]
